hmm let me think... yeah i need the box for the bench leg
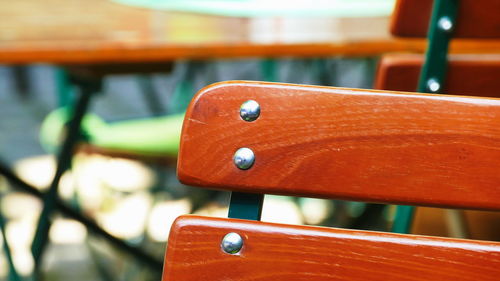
[31,77,99,268]
[0,210,21,281]
[0,160,163,273]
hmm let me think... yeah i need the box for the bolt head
[233,148,255,170]
[438,17,453,32]
[240,100,260,122]
[221,232,243,254]
[427,78,441,93]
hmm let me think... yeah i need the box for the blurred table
[1,0,500,65]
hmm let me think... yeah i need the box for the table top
[1,0,499,65]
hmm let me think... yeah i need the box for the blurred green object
[112,0,395,17]
[40,108,184,157]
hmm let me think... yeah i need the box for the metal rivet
[438,16,453,32]
[427,78,441,93]
[221,232,243,254]
[233,148,255,170]
[240,100,260,122]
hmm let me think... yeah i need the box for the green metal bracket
[417,0,459,92]
[393,0,459,234]
[55,68,72,108]
[1,212,21,281]
[169,62,197,114]
[261,59,278,82]
[392,205,416,234]
[228,192,264,221]
[227,72,266,220]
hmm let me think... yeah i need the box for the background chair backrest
[385,0,500,233]
[391,0,500,38]
[375,54,500,97]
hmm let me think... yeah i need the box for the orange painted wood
[163,215,500,281]
[177,81,500,210]
[374,54,500,97]
[391,0,500,38]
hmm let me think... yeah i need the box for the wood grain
[391,0,500,38]
[163,215,500,281]
[177,81,500,210]
[374,54,500,97]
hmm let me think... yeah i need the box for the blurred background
[1,0,499,280]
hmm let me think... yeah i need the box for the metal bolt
[438,16,453,32]
[221,232,243,254]
[233,148,255,170]
[427,78,441,93]
[240,100,260,122]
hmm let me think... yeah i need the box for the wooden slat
[177,81,500,210]
[374,54,500,97]
[163,215,500,281]
[391,0,500,38]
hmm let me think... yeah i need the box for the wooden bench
[162,81,500,281]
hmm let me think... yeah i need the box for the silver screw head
[240,100,260,122]
[427,78,441,93]
[233,148,255,170]
[438,16,453,32]
[221,232,243,254]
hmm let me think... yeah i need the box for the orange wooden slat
[177,81,500,210]
[163,216,500,281]
[374,54,500,97]
[391,0,500,38]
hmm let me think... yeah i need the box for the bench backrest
[164,215,500,281]
[165,82,500,281]
[178,81,500,211]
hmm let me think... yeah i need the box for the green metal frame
[168,62,196,114]
[55,68,72,107]
[261,59,278,82]
[226,59,278,221]
[0,160,163,271]
[1,211,21,281]
[1,65,188,278]
[228,192,264,221]
[392,0,459,234]
[31,77,100,269]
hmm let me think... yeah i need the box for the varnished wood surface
[1,0,500,64]
[177,81,500,210]
[391,0,500,38]
[374,54,500,97]
[163,215,500,281]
